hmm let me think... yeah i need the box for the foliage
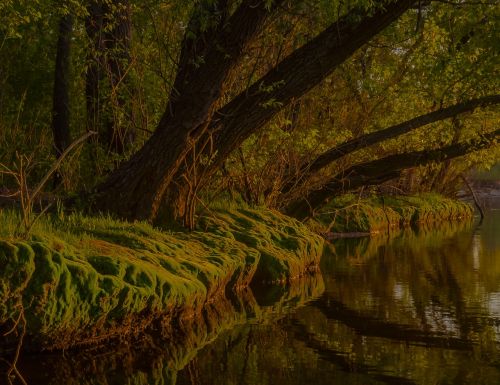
[0,0,498,217]
[219,1,499,204]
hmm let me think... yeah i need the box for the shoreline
[0,195,474,353]
[0,206,324,353]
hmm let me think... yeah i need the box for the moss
[197,206,324,284]
[0,205,324,351]
[26,272,324,385]
[312,193,473,234]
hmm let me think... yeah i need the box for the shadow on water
[4,209,500,385]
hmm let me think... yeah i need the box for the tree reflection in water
[177,214,500,385]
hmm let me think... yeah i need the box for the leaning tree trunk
[197,1,415,178]
[157,0,416,226]
[279,94,500,196]
[286,128,500,220]
[94,0,283,222]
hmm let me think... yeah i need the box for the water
[15,209,500,385]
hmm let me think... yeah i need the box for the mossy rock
[0,205,325,350]
[0,226,257,348]
[314,200,400,233]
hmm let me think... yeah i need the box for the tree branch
[286,128,500,219]
[281,94,500,195]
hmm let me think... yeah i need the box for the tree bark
[95,0,280,221]
[85,1,105,140]
[281,94,500,195]
[103,0,133,154]
[286,128,500,220]
[52,14,73,158]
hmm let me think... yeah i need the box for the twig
[461,174,484,221]
[21,202,54,239]
[31,131,97,202]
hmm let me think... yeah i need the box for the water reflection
[12,273,325,385]
[176,213,500,385]
[9,211,500,385]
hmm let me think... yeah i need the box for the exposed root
[2,303,27,385]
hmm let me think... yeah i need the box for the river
[17,207,500,385]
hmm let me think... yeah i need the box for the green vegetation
[198,206,324,283]
[0,205,323,351]
[0,192,471,351]
[0,2,498,378]
[4,273,325,385]
[16,215,500,385]
[311,193,473,234]
[0,0,498,228]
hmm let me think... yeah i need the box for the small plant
[0,152,41,238]
[0,131,96,238]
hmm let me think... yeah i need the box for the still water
[20,209,500,385]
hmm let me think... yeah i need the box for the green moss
[197,206,324,284]
[312,193,473,234]
[0,205,324,350]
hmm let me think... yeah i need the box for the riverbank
[4,274,325,385]
[0,205,323,352]
[7,205,496,385]
[0,194,473,353]
[309,193,474,236]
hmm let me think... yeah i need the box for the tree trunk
[197,1,416,180]
[286,128,500,220]
[52,14,73,157]
[85,0,133,154]
[157,0,417,226]
[95,0,280,221]
[85,1,105,140]
[103,0,133,154]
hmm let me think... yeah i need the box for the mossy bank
[0,194,472,352]
[0,206,323,352]
[310,193,474,235]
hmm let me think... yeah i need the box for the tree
[1,0,497,226]
[94,0,290,221]
[85,0,133,154]
[52,13,74,159]
[94,0,417,224]
[286,128,500,220]
[279,94,500,198]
